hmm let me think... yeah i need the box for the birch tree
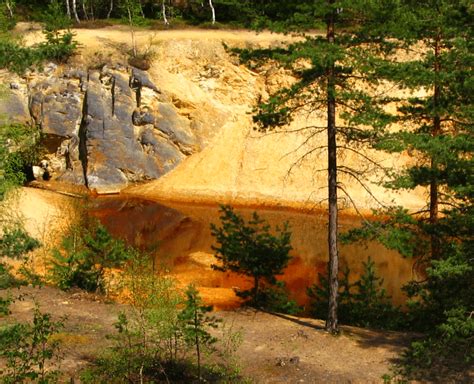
[209,0,215,24]
[65,0,71,19]
[71,0,80,23]
[107,0,114,18]
[162,0,169,25]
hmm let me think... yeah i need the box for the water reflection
[90,197,416,308]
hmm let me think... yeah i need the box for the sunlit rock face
[4,64,204,193]
[3,28,426,212]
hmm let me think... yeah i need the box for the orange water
[90,197,417,309]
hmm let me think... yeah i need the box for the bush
[0,224,41,314]
[49,219,132,293]
[0,124,42,200]
[308,257,406,330]
[0,0,76,75]
[0,306,64,383]
[0,225,41,259]
[81,256,243,383]
[211,205,293,309]
[256,281,301,315]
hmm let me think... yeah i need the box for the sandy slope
[17,24,427,213]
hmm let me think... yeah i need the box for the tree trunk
[162,0,169,25]
[82,0,89,20]
[107,0,113,19]
[5,1,13,18]
[194,310,201,382]
[65,0,71,19]
[326,0,339,334]
[430,33,441,260]
[139,0,145,18]
[209,0,215,24]
[253,275,260,305]
[72,0,80,23]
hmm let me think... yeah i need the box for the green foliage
[0,124,42,200]
[41,0,70,32]
[179,284,220,381]
[255,281,301,315]
[0,305,63,383]
[341,207,425,258]
[0,1,16,32]
[0,224,41,315]
[0,292,13,316]
[0,31,76,74]
[342,0,473,378]
[82,253,185,383]
[0,0,76,75]
[211,205,292,308]
[308,257,405,330]
[0,225,41,259]
[0,262,23,290]
[82,255,242,383]
[49,219,132,293]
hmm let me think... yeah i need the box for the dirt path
[2,285,410,383]
[19,23,300,50]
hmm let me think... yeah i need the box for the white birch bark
[162,0,169,25]
[5,0,14,18]
[209,0,215,24]
[82,0,88,20]
[107,0,113,19]
[72,0,80,23]
[127,6,137,57]
[65,0,71,19]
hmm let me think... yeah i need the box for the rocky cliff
[2,62,208,193]
[2,25,425,211]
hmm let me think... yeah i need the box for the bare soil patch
[2,285,411,383]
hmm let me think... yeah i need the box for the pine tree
[210,205,292,306]
[345,0,473,376]
[238,0,398,333]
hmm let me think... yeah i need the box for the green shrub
[0,1,76,75]
[0,306,64,383]
[211,205,293,309]
[81,256,242,383]
[256,281,301,315]
[49,220,132,293]
[179,284,220,381]
[0,123,42,200]
[308,257,406,330]
[0,225,41,316]
[0,225,41,259]
[0,224,41,315]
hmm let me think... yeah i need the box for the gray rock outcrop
[4,64,201,193]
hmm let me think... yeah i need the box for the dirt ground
[1,285,411,383]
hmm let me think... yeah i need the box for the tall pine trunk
[326,0,339,334]
[430,32,441,259]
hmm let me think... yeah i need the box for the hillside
[4,23,425,212]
